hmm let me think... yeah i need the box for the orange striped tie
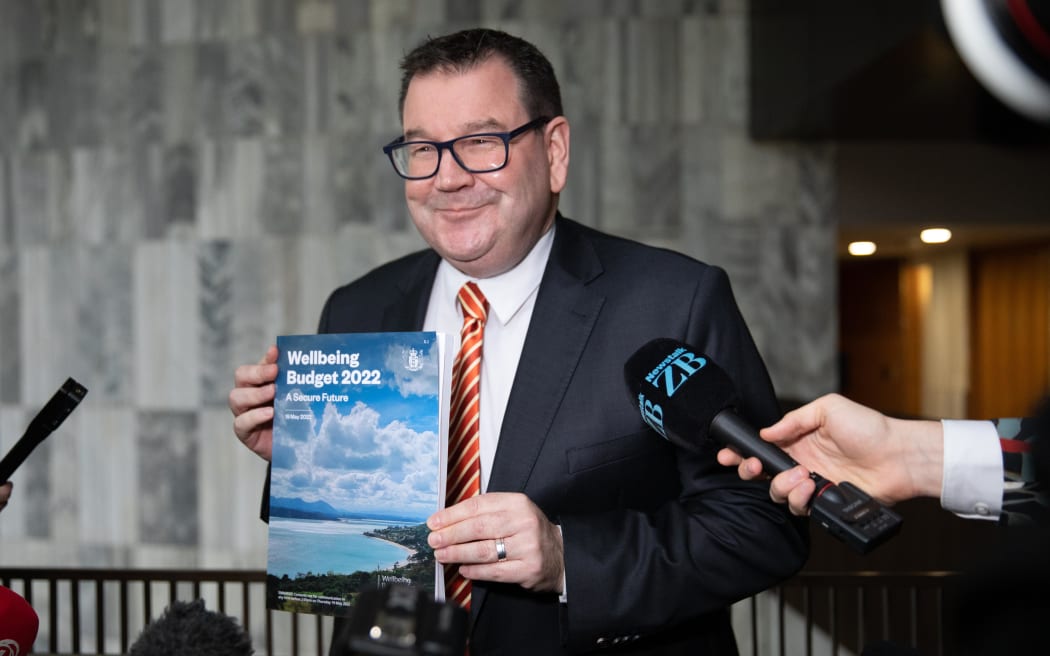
[445,281,488,610]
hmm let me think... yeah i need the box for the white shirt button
[974,502,990,516]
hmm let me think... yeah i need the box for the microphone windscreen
[624,338,737,451]
[0,585,39,654]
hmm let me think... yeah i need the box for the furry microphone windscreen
[129,599,254,656]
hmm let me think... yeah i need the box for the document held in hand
[267,331,452,616]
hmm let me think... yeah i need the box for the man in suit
[230,28,807,655]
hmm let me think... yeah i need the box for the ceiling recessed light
[848,241,877,256]
[920,228,952,244]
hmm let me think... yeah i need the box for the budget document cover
[267,331,451,616]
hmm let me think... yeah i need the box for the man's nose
[433,146,474,190]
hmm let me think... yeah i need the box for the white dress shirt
[941,419,1004,520]
[423,226,555,493]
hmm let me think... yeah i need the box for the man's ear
[545,117,570,194]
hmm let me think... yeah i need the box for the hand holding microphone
[717,393,945,514]
[625,338,902,554]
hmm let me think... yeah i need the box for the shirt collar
[436,225,556,325]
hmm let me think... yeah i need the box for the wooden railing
[0,568,328,656]
[743,571,962,656]
[1,568,961,656]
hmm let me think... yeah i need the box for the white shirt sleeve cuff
[558,525,568,603]
[940,419,1003,520]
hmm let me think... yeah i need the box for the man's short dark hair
[129,599,254,656]
[398,28,563,123]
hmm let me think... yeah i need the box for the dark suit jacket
[292,216,807,655]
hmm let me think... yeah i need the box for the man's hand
[427,492,564,594]
[716,393,943,515]
[228,345,279,462]
[0,481,11,512]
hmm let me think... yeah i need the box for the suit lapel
[382,251,441,331]
[471,219,605,620]
[487,228,605,492]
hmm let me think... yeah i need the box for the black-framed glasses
[382,117,551,180]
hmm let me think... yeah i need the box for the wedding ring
[495,537,507,562]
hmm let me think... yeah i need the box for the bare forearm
[888,417,944,500]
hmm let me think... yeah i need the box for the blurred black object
[949,394,1050,656]
[337,584,467,656]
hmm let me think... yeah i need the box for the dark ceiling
[749,0,1050,144]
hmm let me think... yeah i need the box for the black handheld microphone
[0,378,88,483]
[624,338,901,554]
